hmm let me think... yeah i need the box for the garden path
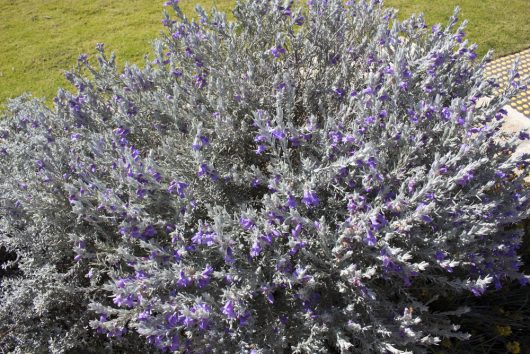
[485,48,530,117]
[484,48,530,180]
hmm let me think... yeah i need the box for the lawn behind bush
[0,0,529,108]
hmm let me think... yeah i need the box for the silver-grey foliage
[1,0,529,353]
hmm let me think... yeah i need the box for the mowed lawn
[0,0,528,108]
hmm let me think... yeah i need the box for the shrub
[1,0,529,352]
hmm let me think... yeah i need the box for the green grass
[385,0,530,58]
[0,0,528,109]
[0,0,233,109]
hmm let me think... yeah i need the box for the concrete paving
[502,105,530,155]
[501,105,530,182]
[484,49,530,180]
[485,48,530,117]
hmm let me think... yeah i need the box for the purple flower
[328,131,343,147]
[222,300,237,319]
[256,144,267,154]
[137,309,150,321]
[495,170,507,179]
[261,286,275,304]
[192,226,216,246]
[289,241,306,255]
[370,213,387,231]
[279,6,292,16]
[194,73,207,88]
[366,157,377,169]
[496,108,508,120]
[165,313,178,329]
[288,135,301,147]
[224,246,235,264]
[347,199,359,213]
[287,195,298,208]
[294,16,304,26]
[333,87,345,97]
[99,313,108,323]
[381,253,392,268]
[432,24,441,34]
[240,217,255,230]
[302,190,320,208]
[423,85,433,93]
[181,314,195,327]
[260,233,274,245]
[431,52,445,68]
[364,229,377,246]
[271,128,286,140]
[254,134,267,143]
[291,223,303,238]
[362,87,374,95]
[197,163,211,178]
[192,135,209,151]
[408,180,416,193]
[435,251,445,261]
[168,180,188,198]
[364,116,375,125]
[441,107,451,120]
[378,93,390,102]
[270,46,286,58]
[399,81,408,91]
[420,215,433,223]
[336,167,349,179]
[113,127,129,137]
[250,241,262,257]
[251,177,261,188]
[200,264,214,281]
[519,131,530,140]
[239,311,252,326]
[113,293,135,308]
[195,302,212,315]
[330,54,341,65]
[135,270,149,280]
[471,286,485,297]
[197,318,210,331]
[142,225,156,238]
[77,53,88,63]
[129,146,141,161]
[35,160,45,170]
[454,30,465,43]
[177,271,192,288]
[457,170,474,186]
[136,188,147,199]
